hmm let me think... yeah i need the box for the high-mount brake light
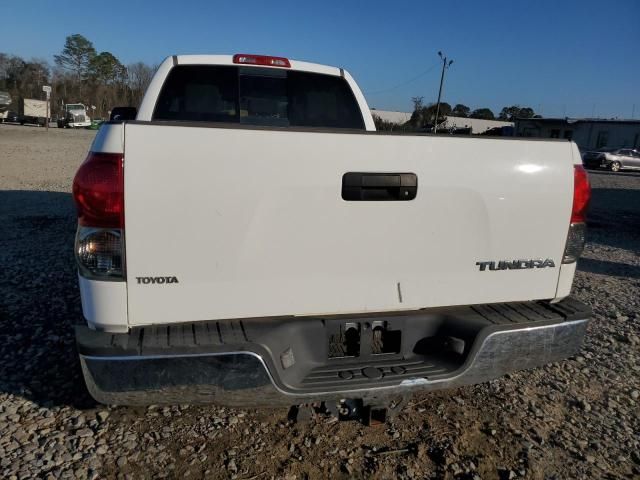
[563,165,591,264]
[233,54,291,68]
[73,152,125,279]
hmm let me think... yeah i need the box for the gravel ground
[0,123,638,480]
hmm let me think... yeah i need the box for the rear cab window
[153,65,365,130]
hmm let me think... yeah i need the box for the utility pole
[42,85,51,132]
[433,51,453,133]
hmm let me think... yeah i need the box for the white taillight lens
[76,226,124,279]
[562,222,586,264]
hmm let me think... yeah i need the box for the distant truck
[19,98,49,126]
[57,103,91,128]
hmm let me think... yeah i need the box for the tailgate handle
[342,172,417,201]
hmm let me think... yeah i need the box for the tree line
[374,97,538,131]
[411,97,536,125]
[0,34,155,119]
[2,35,538,128]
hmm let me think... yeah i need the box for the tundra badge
[476,259,555,271]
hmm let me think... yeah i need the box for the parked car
[2,111,21,124]
[582,147,640,172]
[72,54,591,417]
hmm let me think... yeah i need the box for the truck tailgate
[124,123,573,326]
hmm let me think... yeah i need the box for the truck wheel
[609,161,621,172]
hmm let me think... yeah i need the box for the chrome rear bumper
[77,298,590,406]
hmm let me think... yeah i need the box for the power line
[364,62,441,95]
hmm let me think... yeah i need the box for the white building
[369,109,413,124]
[439,116,513,134]
[515,117,640,150]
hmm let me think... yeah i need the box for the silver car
[582,148,640,172]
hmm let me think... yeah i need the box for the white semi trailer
[20,98,49,126]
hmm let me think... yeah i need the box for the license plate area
[327,319,405,361]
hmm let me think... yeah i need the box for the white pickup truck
[73,54,591,416]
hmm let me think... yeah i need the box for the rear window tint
[239,67,289,127]
[153,65,364,130]
[153,66,238,123]
[287,71,364,129]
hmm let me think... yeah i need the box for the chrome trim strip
[82,350,264,362]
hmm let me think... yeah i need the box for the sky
[4,0,640,118]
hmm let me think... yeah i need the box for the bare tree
[0,55,50,104]
[127,62,156,107]
[1,34,155,120]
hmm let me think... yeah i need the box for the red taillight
[73,152,124,228]
[563,165,591,263]
[571,165,591,223]
[233,53,291,68]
